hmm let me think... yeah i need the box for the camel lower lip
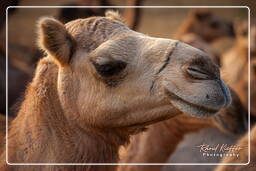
[165,89,218,117]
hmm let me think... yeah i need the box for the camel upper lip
[165,89,219,114]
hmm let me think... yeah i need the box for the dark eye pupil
[93,60,127,77]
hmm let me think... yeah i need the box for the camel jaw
[165,89,219,118]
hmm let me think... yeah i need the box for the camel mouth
[126,115,173,129]
[165,89,219,118]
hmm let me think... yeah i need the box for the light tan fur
[1,11,231,171]
[105,10,124,23]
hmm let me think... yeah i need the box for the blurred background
[0,0,255,170]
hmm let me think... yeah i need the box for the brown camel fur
[214,24,256,170]
[221,21,253,116]
[0,11,231,171]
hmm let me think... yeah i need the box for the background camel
[214,58,256,171]
[177,9,234,43]
[221,20,253,116]
[0,11,231,171]
[212,23,256,171]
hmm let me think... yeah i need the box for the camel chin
[165,84,232,118]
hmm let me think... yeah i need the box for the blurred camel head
[37,11,231,129]
[178,9,235,42]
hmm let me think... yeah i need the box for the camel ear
[37,17,75,65]
[105,10,124,23]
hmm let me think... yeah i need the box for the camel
[177,9,235,66]
[0,11,231,171]
[221,20,254,116]
[214,25,256,170]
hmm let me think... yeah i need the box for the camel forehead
[63,16,131,52]
[65,16,128,39]
[91,35,179,60]
[62,16,210,66]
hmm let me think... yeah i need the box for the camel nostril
[186,66,212,80]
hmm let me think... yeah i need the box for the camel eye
[92,59,127,77]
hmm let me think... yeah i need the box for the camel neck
[7,59,123,169]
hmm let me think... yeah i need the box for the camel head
[185,9,235,42]
[37,11,231,129]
